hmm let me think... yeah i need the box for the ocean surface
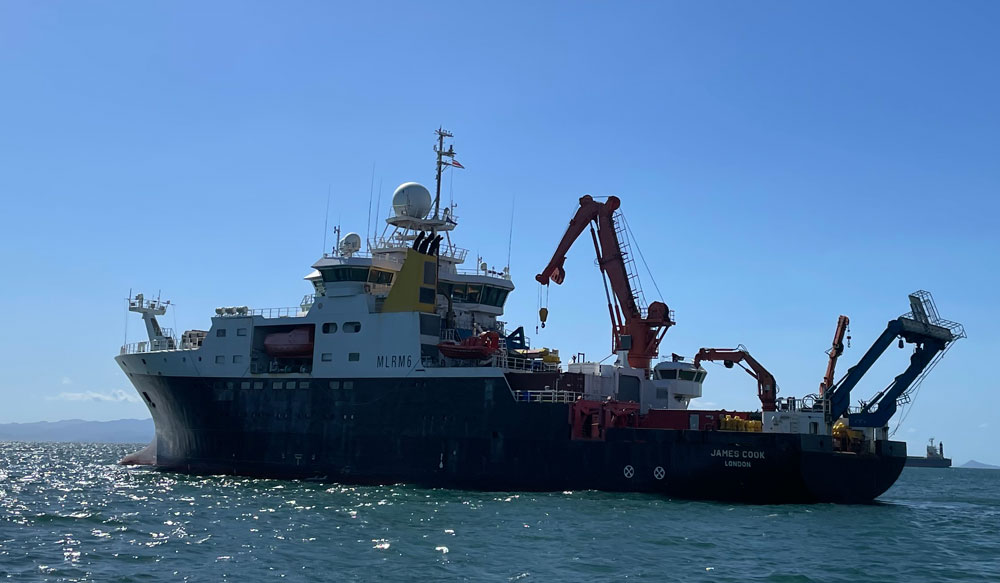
[1,443,998,582]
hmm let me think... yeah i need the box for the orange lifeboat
[264,327,314,358]
[438,331,500,360]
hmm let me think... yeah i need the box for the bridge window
[216,329,226,337]
[659,369,678,380]
[482,286,510,307]
[343,322,361,333]
[368,270,394,285]
[321,266,370,282]
[215,355,224,364]
[322,323,338,334]
[679,370,697,381]
[466,284,482,304]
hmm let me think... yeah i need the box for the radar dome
[392,182,432,219]
[339,232,362,256]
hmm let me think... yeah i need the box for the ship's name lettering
[376,354,413,368]
[710,449,765,460]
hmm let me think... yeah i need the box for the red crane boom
[693,347,778,411]
[535,195,673,371]
[819,315,850,395]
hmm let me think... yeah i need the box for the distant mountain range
[959,460,1000,470]
[0,418,153,444]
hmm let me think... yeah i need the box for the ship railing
[454,267,511,280]
[244,306,303,318]
[120,338,186,355]
[215,295,315,319]
[513,389,582,403]
[496,353,560,373]
[368,237,469,263]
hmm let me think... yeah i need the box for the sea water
[1,442,998,582]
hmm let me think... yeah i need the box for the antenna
[366,162,375,249]
[322,185,331,254]
[433,127,454,219]
[374,179,383,241]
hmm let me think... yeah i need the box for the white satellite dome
[392,182,432,219]
[338,232,362,256]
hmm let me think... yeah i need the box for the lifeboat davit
[264,327,314,358]
[438,331,500,360]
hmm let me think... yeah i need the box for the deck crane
[535,195,673,371]
[693,347,778,411]
[825,291,964,428]
[819,315,850,395]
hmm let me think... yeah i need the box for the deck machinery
[825,291,965,430]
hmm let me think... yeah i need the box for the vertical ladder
[612,210,648,317]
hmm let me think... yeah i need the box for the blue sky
[1,2,997,463]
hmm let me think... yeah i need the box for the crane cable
[621,213,665,303]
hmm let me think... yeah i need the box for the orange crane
[819,315,850,395]
[536,195,673,371]
[693,347,778,411]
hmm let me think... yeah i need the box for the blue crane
[825,291,964,428]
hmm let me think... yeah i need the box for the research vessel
[117,129,965,503]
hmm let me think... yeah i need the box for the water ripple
[1,442,998,582]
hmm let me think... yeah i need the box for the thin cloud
[47,390,140,403]
[61,376,72,385]
[980,422,989,429]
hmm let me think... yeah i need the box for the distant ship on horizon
[906,438,952,468]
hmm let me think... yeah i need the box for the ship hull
[128,373,906,504]
[904,456,952,468]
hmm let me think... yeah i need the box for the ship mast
[433,127,455,219]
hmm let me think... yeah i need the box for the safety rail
[369,236,469,263]
[454,267,511,280]
[120,339,187,355]
[248,306,306,318]
[903,290,967,340]
[513,389,582,403]
[496,353,560,373]
[216,295,315,319]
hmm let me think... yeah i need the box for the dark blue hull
[127,373,906,504]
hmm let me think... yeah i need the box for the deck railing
[513,389,582,403]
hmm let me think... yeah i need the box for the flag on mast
[450,160,464,169]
